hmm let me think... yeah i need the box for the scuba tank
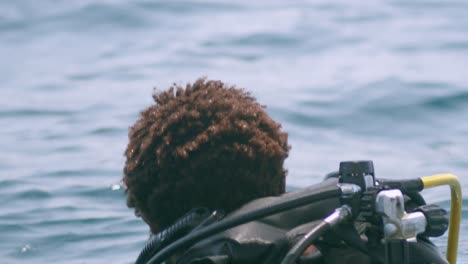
[137,161,462,264]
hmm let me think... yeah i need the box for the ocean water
[1,0,467,263]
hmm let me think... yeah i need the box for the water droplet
[111,183,121,191]
[20,244,32,253]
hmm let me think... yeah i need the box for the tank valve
[413,204,448,237]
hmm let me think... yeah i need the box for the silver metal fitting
[324,205,352,225]
[337,183,361,197]
[364,174,375,189]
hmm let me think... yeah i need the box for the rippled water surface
[1,0,468,263]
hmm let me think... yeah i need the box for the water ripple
[15,189,51,200]
[423,91,468,110]
[0,109,74,118]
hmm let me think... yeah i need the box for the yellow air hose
[421,174,462,264]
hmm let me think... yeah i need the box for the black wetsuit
[145,178,448,264]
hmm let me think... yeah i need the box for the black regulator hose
[147,184,342,264]
[332,225,385,264]
[135,208,211,264]
[282,221,331,264]
[280,205,352,264]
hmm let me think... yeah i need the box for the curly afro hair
[123,78,289,231]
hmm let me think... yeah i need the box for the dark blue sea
[1,0,467,263]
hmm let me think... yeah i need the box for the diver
[123,78,289,262]
[123,78,451,264]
